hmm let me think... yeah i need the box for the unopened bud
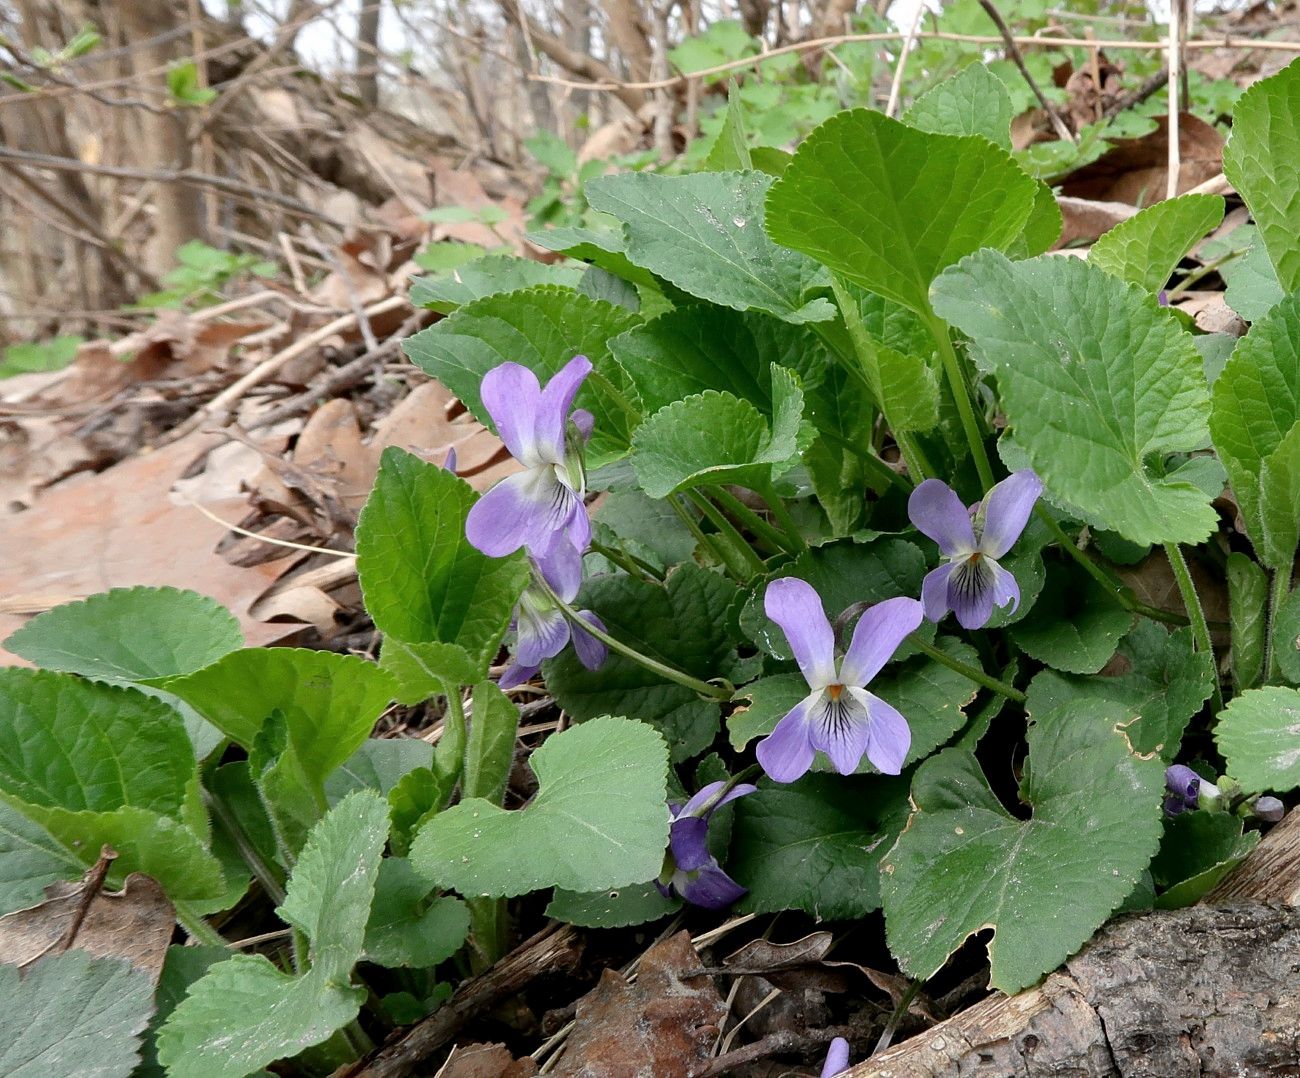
[1253,796,1285,823]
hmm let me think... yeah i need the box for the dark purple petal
[571,610,608,670]
[481,362,543,463]
[514,600,570,667]
[821,1037,850,1078]
[920,562,956,623]
[499,661,540,689]
[1157,290,1169,306]
[679,780,729,820]
[859,690,911,775]
[1163,793,1188,817]
[565,495,593,553]
[441,447,458,473]
[534,355,593,463]
[571,408,595,442]
[465,471,550,557]
[947,556,996,630]
[678,861,747,909]
[764,577,836,689]
[909,478,977,557]
[807,689,872,775]
[712,781,758,812]
[535,543,583,602]
[1166,764,1201,804]
[839,596,924,688]
[756,696,816,783]
[978,470,1043,558]
[987,558,1021,616]
[669,815,713,871]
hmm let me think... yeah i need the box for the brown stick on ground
[346,923,584,1078]
[848,810,1300,1077]
[976,0,1076,143]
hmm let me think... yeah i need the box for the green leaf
[1274,586,1300,684]
[0,951,153,1077]
[1089,194,1225,294]
[765,109,1039,316]
[731,773,911,920]
[388,767,448,855]
[409,257,582,313]
[463,681,518,805]
[1222,58,1300,293]
[0,801,83,916]
[356,448,528,676]
[546,881,680,928]
[1013,179,1064,259]
[403,286,641,467]
[609,304,828,415]
[545,566,739,762]
[381,640,480,704]
[1026,621,1212,760]
[903,63,1013,150]
[882,698,1165,993]
[630,367,805,498]
[704,85,752,171]
[364,857,469,968]
[4,586,242,681]
[525,227,660,291]
[1150,812,1259,909]
[586,170,834,324]
[410,717,669,897]
[411,241,487,273]
[1216,685,1300,793]
[1210,292,1300,568]
[1230,552,1269,692]
[158,791,389,1077]
[0,335,81,379]
[593,490,698,567]
[932,251,1215,545]
[324,738,434,805]
[1012,561,1135,674]
[166,648,396,796]
[166,60,216,106]
[1223,240,1285,321]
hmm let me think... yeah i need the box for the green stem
[907,633,1026,703]
[537,575,734,701]
[1265,564,1291,682]
[174,901,229,948]
[585,369,641,425]
[466,896,508,972]
[435,688,467,790]
[1164,543,1224,714]
[707,486,788,555]
[755,482,809,554]
[591,539,664,582]
[203,789,287,905]
[816,424,910,493]
[1166,250,1237,300]
[685,489,767,577]
[927,311,995,490]
[667,494,747,583]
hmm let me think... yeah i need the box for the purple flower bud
[1166,764,1201,805]
[821,1037,850,1078]
[1157,290,1169,307]
[1254,795,1285,823]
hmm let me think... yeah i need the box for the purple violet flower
[465,355,595,561]
[656,780,756,909]
[821,1037,850,1078]
[908,470,1043,630]
[499,544,606,689]
[1164,763,1218,817]
[756,579,923,783]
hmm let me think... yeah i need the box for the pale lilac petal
[571,408,595,442]
[764,577,836,690]
[535,543,583,601]
[565,496,592,553]
[481,362,542,463]
[679,780,728,819]
[669,815,712,871]
[465,471,551,557]
[441,447,458,473]
[858,690,911,775]
[978,470,1043,558]
[948,556,996,630]
[921,562,956,623]
[756,696,816,783]
[712,781,758,811]
[838,596,924,688]
[514,603,570,667]
[499,661,539,689]
[821,1038,850,1078]
[808,689,872,776]
[571,611,607,670]
[987,558,1021,615]
[678,862,747,909]
[534,355,593,462]
[909,478,977,557]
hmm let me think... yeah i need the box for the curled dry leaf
[1061,114,1225,205]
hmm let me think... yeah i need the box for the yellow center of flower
[828,683,844,701]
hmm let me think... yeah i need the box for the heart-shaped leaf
[1089,194,1225,294]
[1215,685,1300,793]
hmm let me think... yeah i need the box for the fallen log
[853,810,1300,1076]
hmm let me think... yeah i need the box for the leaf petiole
[906,633,1026,703]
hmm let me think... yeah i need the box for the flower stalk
[906,633,1027,703]
[1165,542,1223,713]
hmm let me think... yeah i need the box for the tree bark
[355,0,383,108]
[853,811,1300,1077]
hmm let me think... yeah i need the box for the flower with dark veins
[465,355,594,561]
[908,470,1043,630]
[657,780,756,909]
[499,544,606,689]
[756,578,923,783]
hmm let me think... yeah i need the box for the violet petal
[571,610,608,670]
[909,478,977,557]
[678,861,748,909]
[481,362,543,463]
[465,471,551,557]
[821,1037,850,1078]
[756,695,816,783]
[838,596,924,688]
[534,355,593,462]
[859,689,911,775]
[669,815,713,872]
[987,558,1021,616]
[978,470,1043,558]
[947,557,997,630]
[764,577,836,690]
[920,561,957,623]
[807,689,873,776]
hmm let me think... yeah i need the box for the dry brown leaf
[0,871,173,983]
[1175,291,1247,336]
[0,431,300,663]
[1060,113,1224,205]
[553,932,727,1078]
[1056,196,1137,248]
[430,161,527,254]
[440,1043,539,1078]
